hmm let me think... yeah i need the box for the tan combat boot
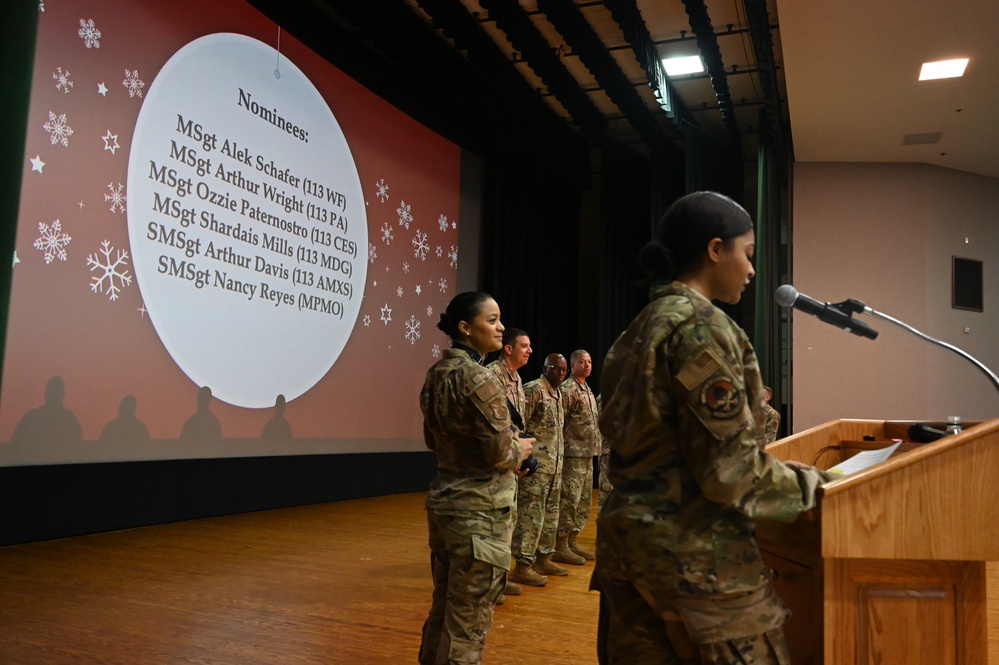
[510,561,548,587]
[504,579,523,595]
[568,532,595,561]
[532,553,569,576]
[552,535,586,565]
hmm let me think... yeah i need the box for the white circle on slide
[127,33,367,408]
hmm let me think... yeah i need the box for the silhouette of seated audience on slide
[261,394,293,443]
[98,394,151,445]
[179,385,223,444]
[9,375,82,446]
[8,378,300,447]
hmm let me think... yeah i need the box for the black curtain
[478,139,590,379]
[680,121,751,328]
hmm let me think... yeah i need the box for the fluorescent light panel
[919,58,969,81]
[662,55,704,76]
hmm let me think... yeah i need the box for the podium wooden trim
[760,418,999,665]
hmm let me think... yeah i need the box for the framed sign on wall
[952,256,984,312]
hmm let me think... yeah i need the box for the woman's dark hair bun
[638,240,674,282]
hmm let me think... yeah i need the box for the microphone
[775,285,879,340]
[907,423,947,443]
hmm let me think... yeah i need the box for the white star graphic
[380,303,393,325]
[77,201,85,209]
[415,284,423,295]
[97,82,108,96]
[138,304,147,317]
[12,251,20,268]
[102,130,120,155]
[30,155,45,173]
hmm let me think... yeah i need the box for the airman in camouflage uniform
[419,340,529,665]
[486,328,530,419]
[763,387,781,444]
[592,191,825,662]
[594,281,830,664]
[596,394,613,510]
[510,353,569,586]
[555,349,601,564]
[486,328,531,597]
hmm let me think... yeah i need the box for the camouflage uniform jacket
[487,358,526,421]
[559,376,600,458]
[597,282,828,599]
[764,404,781,443]
[522,374,564,474]
[422,346,524,512]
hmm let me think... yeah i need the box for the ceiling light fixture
[662,55,704,77]
[918,58,969,81]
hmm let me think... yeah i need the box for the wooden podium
[759,418,999,665]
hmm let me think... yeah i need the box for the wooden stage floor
[0,491,600,664]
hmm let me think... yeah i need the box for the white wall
[791,162,999,431]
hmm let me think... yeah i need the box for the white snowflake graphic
[123,70,145,98]
[412,229,429,261]
[439,278,448,293]
[105,182,126,214]
[397,200,413,229]
[33,220,71,264]
[426,305,433,317]
[380,303,392,325]
[432,344,441,359]
[402,262,410,274]
[368,242,377,264]
[78,19,101,49]
[43,111,73,147]
[405,315,421,345]
[53,67,73,94]
[87,240,132,301]
[438,214,449,232]
[363,314,371,327]
[448,245,458,269]
[102,130,120,155]
[375,179,389,203]
[396,286,404,298]
[435,245,443,258]
[380,222,394,245]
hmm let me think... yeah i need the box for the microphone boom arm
[859,303,999,394]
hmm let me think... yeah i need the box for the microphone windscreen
[775,284,798,307]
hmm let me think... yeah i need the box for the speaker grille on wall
[902,132,942,145]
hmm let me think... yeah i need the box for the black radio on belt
[518,431,540,476]
[510,399,539,477]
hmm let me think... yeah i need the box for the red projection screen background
[1,1,463,466]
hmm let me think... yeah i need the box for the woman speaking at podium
[594,192,831,664]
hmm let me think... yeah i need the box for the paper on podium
[827,441,903,476]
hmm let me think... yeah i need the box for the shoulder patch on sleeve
[677,349,723,391]
[474,378,501,403]
[699,377,744,419]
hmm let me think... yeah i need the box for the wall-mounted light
[918,58,969,81]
